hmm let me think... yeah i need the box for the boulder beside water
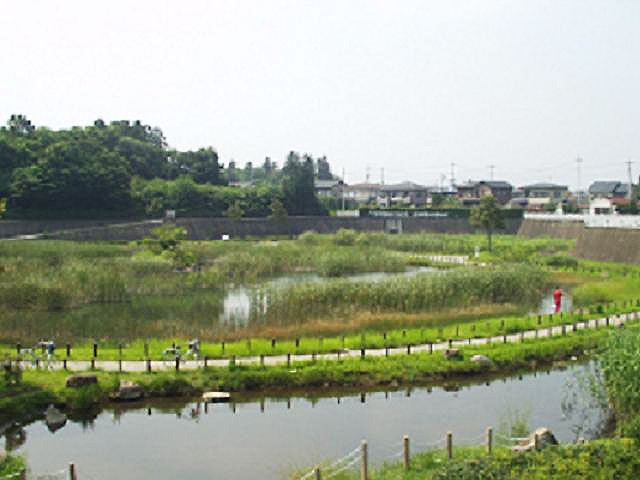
[470,354,493,368]
[512,427,558,452]
[110,380,144,401]
[202,391,231,403]
[66,374,98,388]
[443,348,462,360]
[45,405,67,432]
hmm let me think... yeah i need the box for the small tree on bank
[225,200,245,219]
[269,198,288,221]
[470,195,504,252]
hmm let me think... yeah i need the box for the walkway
[13,311,636,373]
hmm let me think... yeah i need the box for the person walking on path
[553,287,563,313]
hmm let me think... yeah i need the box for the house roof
[521,182,568,190]
[379,181,427,192]
[344,183,382,192]
[588,181,629,195]
[314,179,342,189]
[457,180,512,189]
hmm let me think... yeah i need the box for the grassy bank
[308,439,640,479]
[0,327,615,425]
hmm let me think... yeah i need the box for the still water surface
[8,364,599,480]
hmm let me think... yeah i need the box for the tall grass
[265,265,549,323]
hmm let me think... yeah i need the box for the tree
[469,195,504,252]
[316,156,333,180]
[169,148,225,185]
[225,200,244,218]
[269,198,288,221]
[7,114,34,135]
[10,139,132,211]
[281,151,324,215]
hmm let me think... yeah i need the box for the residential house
[314,179,343,199]
[377,182,428,208]
[456,180,513,206]
[521,182,569,211]
[343,183,382,206]
[588,181,631,215]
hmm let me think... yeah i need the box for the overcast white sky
[2,0,639,189]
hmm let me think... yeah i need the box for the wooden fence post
[403,435,410,470]
[314,466,321,480]
[69,463,77,480]
[360,440,368,480]
[486,427,493,455]
[446,432,453,460]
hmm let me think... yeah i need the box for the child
[553,287,563,313]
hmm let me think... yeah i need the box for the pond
[220,266,438,327]
[5,363,604,480]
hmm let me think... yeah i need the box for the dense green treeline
[0,115,327,218]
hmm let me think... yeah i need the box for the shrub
[333,228,358,246]
[544,255,579,269]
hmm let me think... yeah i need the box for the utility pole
[380,168,385,185]
[341,167,346,210]
[576,157,583,192]
[488,164,495,181]
[450,162,456,189]
[365,165,371,184]
[626,159,634,201]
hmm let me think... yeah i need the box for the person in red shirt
[553,287,563,313]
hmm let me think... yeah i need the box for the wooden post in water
[403,435,410,470]
[314,466,321,480]
[360,440,368,480]
[446,432,453,460]
[69,463,77,480]
[486,427,493,455]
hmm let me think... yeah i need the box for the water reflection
[8,363,605,480]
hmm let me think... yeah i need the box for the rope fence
[297,426,540,479]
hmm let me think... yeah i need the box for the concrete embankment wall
[3,216,523,241]
[0,219,139,239]
[572,228,640,264]
[519,218,640,264]
[517,218,586,240]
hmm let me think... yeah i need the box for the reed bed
[265,265,549,323]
